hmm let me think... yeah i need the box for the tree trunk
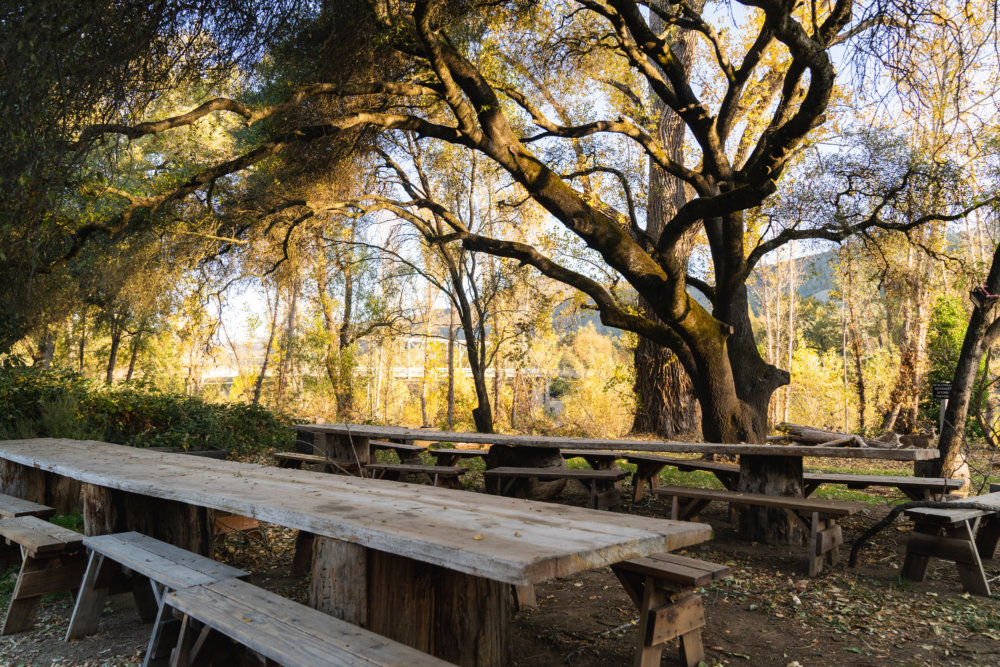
[125,322,145,383]
[447,306,456,429]
[630,0,702,438]
[931,243,1000,488]
[276,278,299,406]
[105,313,126,384]
[253,287,281,405]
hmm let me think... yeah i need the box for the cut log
[737,455,804,545]
[776,423,893,449]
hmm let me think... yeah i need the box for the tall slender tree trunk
[276,278,300,407]
[78,309,87,375]
[125,321,146,383]
[105,315,124,384]
[630,0,702,438]
[930,242,1000,489]
[253,288,281,406]
[447,304,456,429]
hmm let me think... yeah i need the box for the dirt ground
[2,466,999,667]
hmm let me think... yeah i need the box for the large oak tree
[40,0,997,450]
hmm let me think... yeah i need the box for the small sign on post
[932,382,952,434]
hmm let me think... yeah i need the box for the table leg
[309,536,512,666]
[738,455,804,545]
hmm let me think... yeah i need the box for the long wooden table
[295,423,941,544]
[0,438,710,665]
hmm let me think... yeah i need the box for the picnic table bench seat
[271,451,361,475]
[653,485,865,575]
[561,449,628,469]
[163,577,452,666]
[370,439,427,464]
[363,462,468,489]
[902,492,1000,596]
[427,448,487,466]
[612,552,730,667]
[0,515,85,635]
[484,466,628,510]
[629,454,963,502]
[0,493,55,520]
[66,531,248,667]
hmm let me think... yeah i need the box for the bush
[0,367,294,456]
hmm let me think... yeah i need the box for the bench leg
[806,514,843,576]
[2,547,84,635]
[902,526,936,583]
[144,586,180,667]
[132,576,160,623]
[632,463,665,502]
[66,551,115,640]
[949,522,990,596]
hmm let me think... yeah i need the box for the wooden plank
[293,424,940,460]
[652,485,865,516]
[0,493,55,519]
[561,450,627,460]
[165,577,452,666]
[0,439,711,586]
[484,467,628,481]
[364,464,466,476]
[614,553,729,588]
[84,533,246,589]
[0,515,83,554]
[427,449,486,458]
[646,594,705,645]
[12,557,85,598]
[906,507,987,524]
[806,473,965,490]
[272,452,329,464]
[370,441,427,453]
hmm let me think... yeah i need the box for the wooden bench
[370,439,427,464]
[630,455,964,502]
[427,448,487,467]
[626,455,738,501]
[0,515,86,635]
[612,553,730,667]
[0,493,56,520]
[803,473,965,500]
[65,531,248,667]
[653,485,865,575]
[561,449,628,470]
[163,577,452,666]
[485,467,629,510]
[903,491,1000,596]
[363,463,468,489]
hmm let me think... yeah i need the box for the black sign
[932,382,952,399]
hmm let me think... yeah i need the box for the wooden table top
[295,423,941,461]
[0,439,710,586]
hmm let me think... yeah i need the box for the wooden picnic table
[295,423,941,544]
[0,438,710,666]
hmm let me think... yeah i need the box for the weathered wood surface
[653,485,866,516]
[0,439,710,586]
[484,467,628,481]
[0,515,83,555]
[294,423,940,460]
[165,577,453,666]
[0,493,55,519]
[612,552,730,589]
[0,459,81,514]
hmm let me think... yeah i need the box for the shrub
[0,367,294,456]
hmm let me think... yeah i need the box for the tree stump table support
[82,483,212,556]
[738,455,804,545]
[309,536,511,666]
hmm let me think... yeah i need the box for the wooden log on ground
[483,445,566,501]
[776,423,890,448]
[81,483,211,555]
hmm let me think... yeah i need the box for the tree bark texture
[0,460,81,514]
[310,538,510,666]
[81,483,211,555]
[738,455,804,544]
[484,445,566,500]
